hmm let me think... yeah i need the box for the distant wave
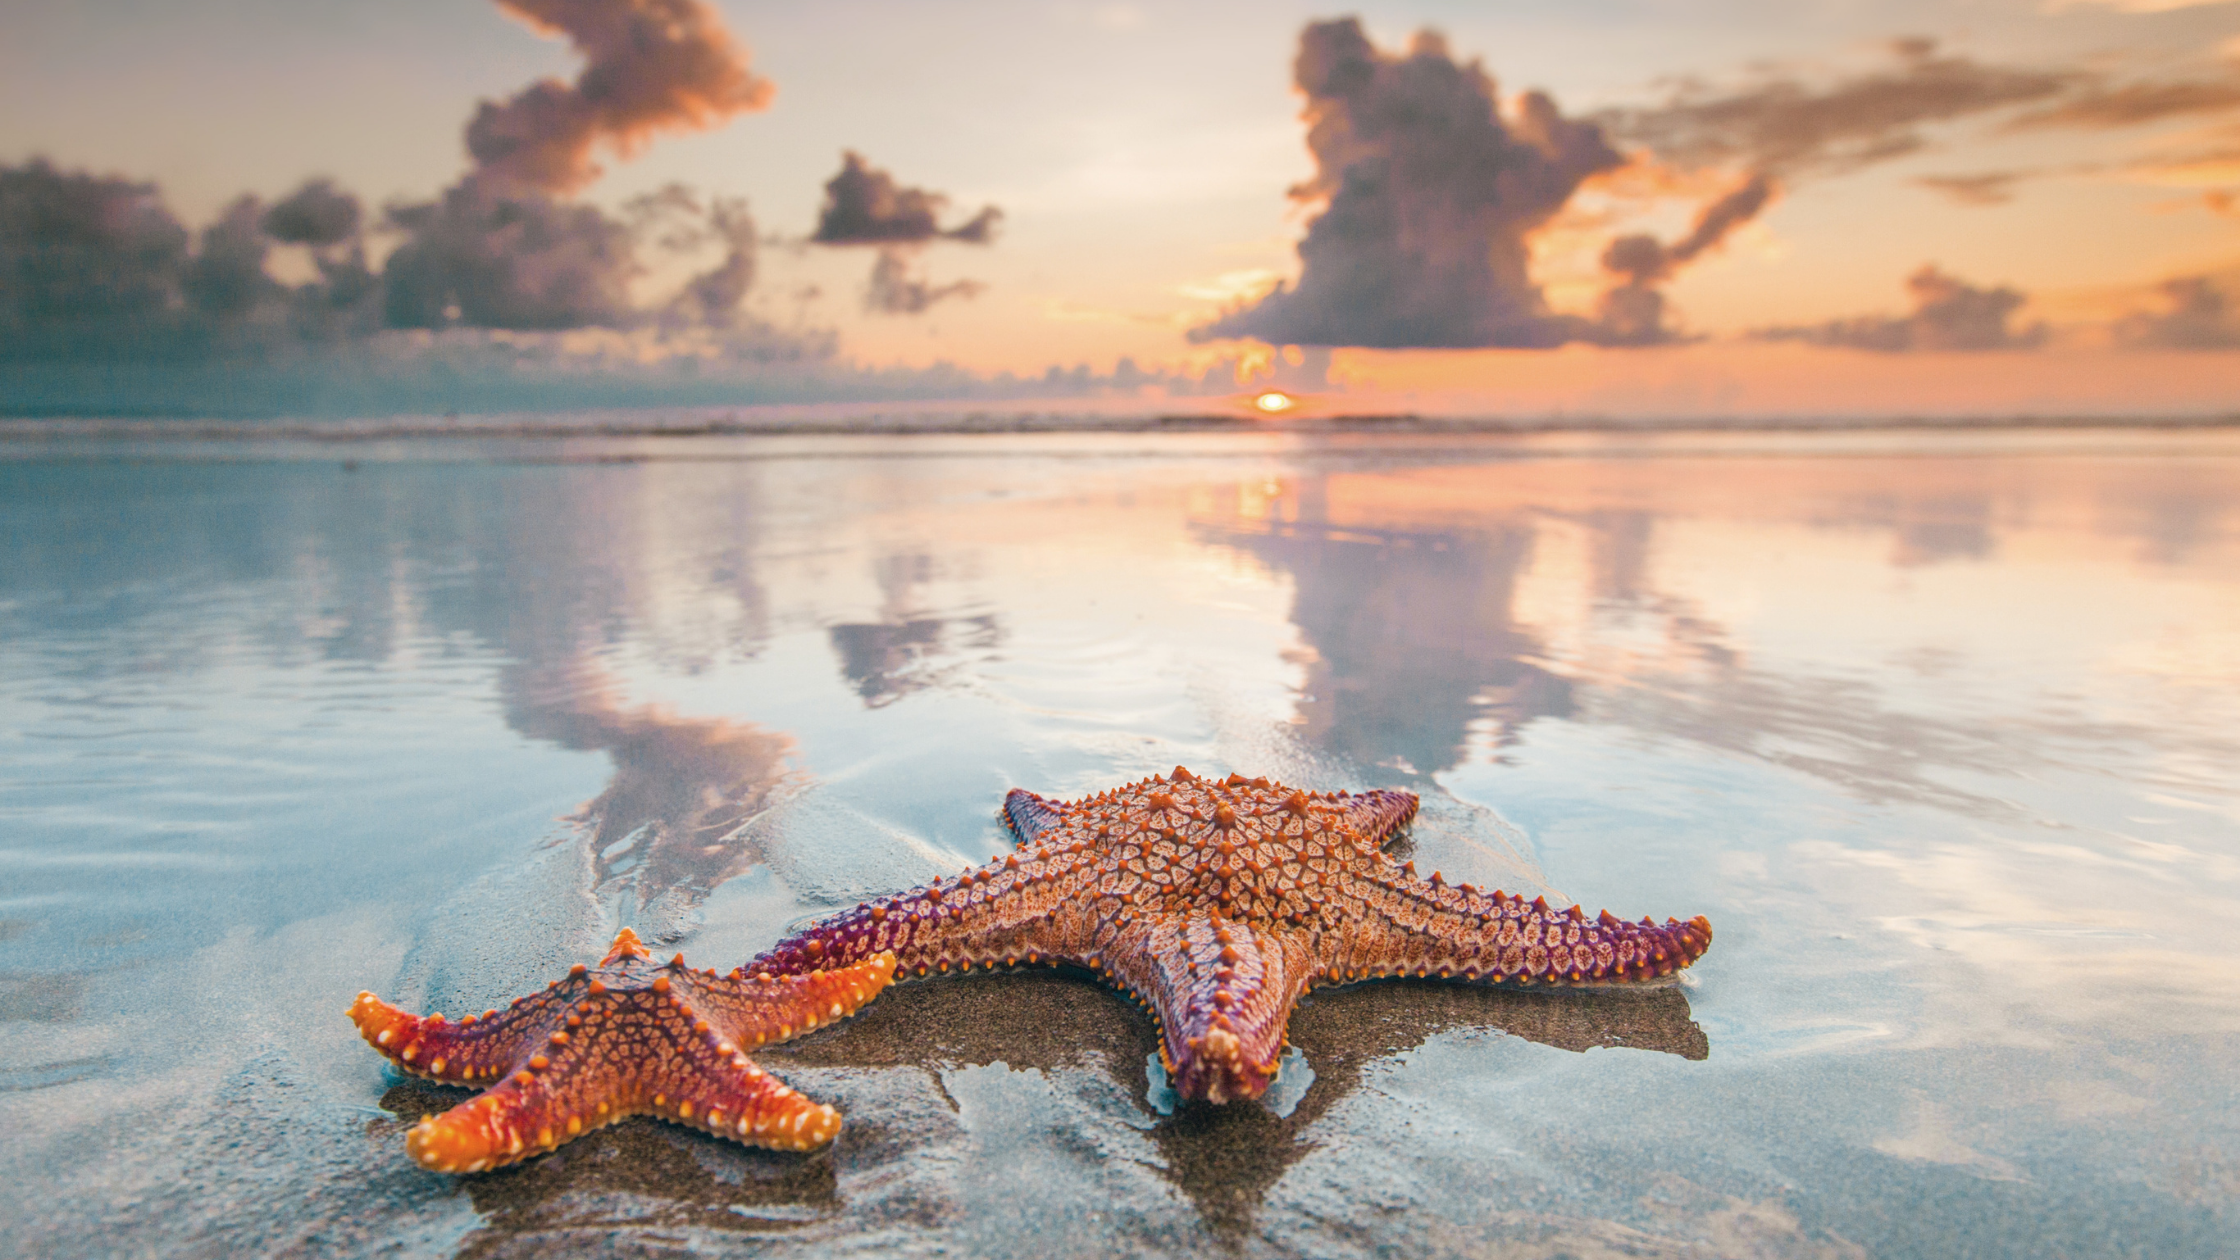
[3,404,2234,442]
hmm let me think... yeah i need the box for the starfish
[751,768,1712,1104]
[349,927,896,1173]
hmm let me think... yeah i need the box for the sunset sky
[4,0,2238,417]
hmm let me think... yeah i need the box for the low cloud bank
[0,0,1041,413]
[2115,277,2240,350]
[2,0,783,363]
[1755,265,2045,352]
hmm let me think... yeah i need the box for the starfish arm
[399,1037,625,1174]
[1001,788,1071,844]
[1333,788,1421,846]
[750,833,1118,979]
[345,929,657,1087]
[1103,912,1316,1104]
[678,952,898,1050]
[347,979,579,1087]
[1320,866,1712,988]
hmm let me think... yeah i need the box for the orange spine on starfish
[349,930,896,1173]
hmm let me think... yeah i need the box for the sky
[2,0,2238,418]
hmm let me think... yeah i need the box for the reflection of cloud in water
[1196,459,2239,821]
[1886,498,1993,568]
[10,445,2238,1257]
[828,614,1001,707]
[1184,455,2240,1036]
[1193,477,1574,774]
[826,548,1004,708]
[502,662,801,934]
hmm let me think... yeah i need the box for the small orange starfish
[349,928,895,1173]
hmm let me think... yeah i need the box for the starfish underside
[754,768,1713,1104]
[350,928,895,1173]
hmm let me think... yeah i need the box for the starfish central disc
[350,928,896,1173]
[753,768,1712,1105]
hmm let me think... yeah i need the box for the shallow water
[2,429,2236,1258]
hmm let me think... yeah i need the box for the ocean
[2,421,2235,1257]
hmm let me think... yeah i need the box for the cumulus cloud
[2114,276,2240,348]
[464,0,773,195]
[1194,19,1626,349]
[1598,39,2076,179]
[3,0,793,374]
[810,151,1002,246]
[375,0,778,333]
[261,179,363,247]
[673,201,758,326]
[1756,265,2046,352]
[1596,173,1774,344]
[807,152,999,315]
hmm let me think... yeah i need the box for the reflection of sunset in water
[2,432,2236,1256]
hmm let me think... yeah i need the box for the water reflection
[1193,477,1573,773]
[828,615,1001,707]
[501,661,801,926]
[7,437,2239,1260]
[1189,457,2240,827]
[826,550,1003,707]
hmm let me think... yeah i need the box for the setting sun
[1253,391,1296,413]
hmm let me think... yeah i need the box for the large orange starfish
[349,928,895,1173]
[753,768,1712,1103]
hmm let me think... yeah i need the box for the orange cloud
[471,0,774,195]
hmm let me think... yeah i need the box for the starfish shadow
[1150,978,1708,1244]
[370,971,1705,1251]
[770,969,1710,1246]
[373,1080,841,1256]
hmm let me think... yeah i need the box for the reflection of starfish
[350,928,896,1173]
[753,769,1712,1104]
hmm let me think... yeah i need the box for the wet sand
[2,428,2236,1257]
